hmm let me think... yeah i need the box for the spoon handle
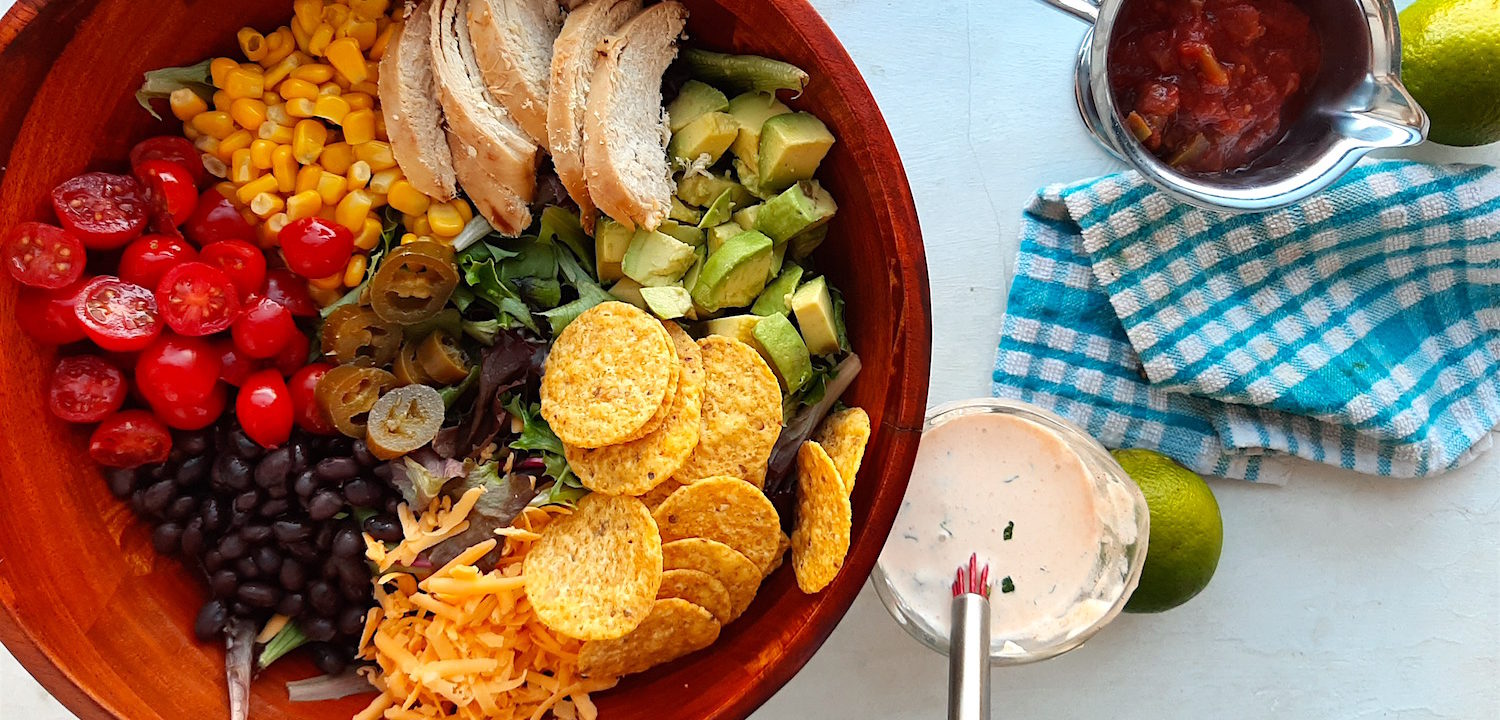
[948,593,991,720]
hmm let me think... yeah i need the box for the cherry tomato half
[237,369,294,448]
[48,355,127,423]
[273,329,311,376]
[119,234,197,290]
[217,340,260,387]
[89,410,171,468]
[232,295,298,359]
[260,268,317,318]
[200,239,266,301]
[75,276,161,352]
[185,189,255,246]
[155,261,241,336]
[130,136,206,185]
[288,363,335,434]
[135,333,222,412]
[3,221,86,289]
[278,217,354,279]
[17,280,88,345]
[51,172,149,249]
[153,382,226,430]
[135,159,199,230]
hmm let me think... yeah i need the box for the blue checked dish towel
[993,160,1500,481]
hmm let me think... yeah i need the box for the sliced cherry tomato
[75,276,161,352]
[155,261,241,336]
[3,222,86,289]
[200,239,267,301]
[218,340,260,386]
[288,362,336,434]
[272,330,311,376]
[130,136,206,185]
[260,268,317,317]
[89,410,171,467]
[231,295,298,359]
[135,333,222,412]
[238,369,294,448]
[153,381,226,430]
[185,189,255,246]
[119,234,197,290]
[135,159,199,229]
[17,281,89,345]
[278,217,354,279]
[51,172,148,249]
[48,355,127,423]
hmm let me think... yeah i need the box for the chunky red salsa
[1108,0,1322,173]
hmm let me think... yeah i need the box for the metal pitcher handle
[1036,0,1099,24]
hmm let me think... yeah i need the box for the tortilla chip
[673,337,782,488]
[653,476,781,572]
[540,302,677,448]
[523,494,662,640]
[637,477,687,511]
[813,407,870,495]
[577,598,720,678]
[763,531,791,578]
[661,537,763,620]
[791,441,852,593]
[656,568,733,624]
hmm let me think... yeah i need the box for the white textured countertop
[3,0,1498,718]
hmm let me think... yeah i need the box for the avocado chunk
[658,219,705,247]
[703,314,763,346]
[733,158,777,200]
[757,112,835,192]
[677,171,754,208]
[755,180,838,244]
[698,189,738,229]
[680,246,709,320]
[595,218,633,283]
[790,276,841,355]
[788,223,829,260]
[623,230,698,287]
[690,230,774,312]
[608,277,649,309]
[768,243,786,281]
[669,197,703,224]
[707,223,740,254]
[640,286,695,320]
[669,111,738,168]
[732,203,762,230]
[752,312,813,392]
[751,263,804,316]
[667,80,729,132]
[727,91,791,167]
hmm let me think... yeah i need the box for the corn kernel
[169,88,208,121]
[266,211,290,236]
[193,135,220,155]
[218,129,254,161]
[192,111,236,140]
[350,0,391,21]
[230,148,257,184]
[259,121,295,144]
[308,23,336,56]
[229,97,268,130]
[320,142,355,175]
[342,254,368,288]
[214,182,239,201]
[210,57,240,88]
[295,165,323,195]
[387,180,430,216]
[264,52,304,88]
[278,78,319,100]
[427,202,465,237]
[336,110,373,147]
[249,139,277,170]
[266,102,292,126]
[335,190,374,233]
[286,190,323,220]
[351,80,381,97]
[271,145,298,193]
[235,28,269,63]
[204,155,229,179]
[344,19,379,50]
[354,140,396,171]
[308,285,344,307]
[342,92,375,112]
[223,67,264,100]
[370,21,396,61]
[249,192,285,218]
[291,18,314,54]
[317,82,343,97]
[182,122,202,141]
[346,160,372,191]
[291,120,328,164]
[372,108,388,140]
[324,37,368,85]
[369,167,402,194]
[212,90,233,112]
[292,0,323,34]
[322,4,351,28]
[455,199,474,224]
[236,173,280,204]
[400,212,418,232]
[314,94,350,124]
[285,98,318,118]
[262,28,296,67]
[399,232,420,246]
[368,191,388,209]
[291,63,335,84]
[355,216,383,250]
[363,60,380,85]
[316,171,348,206]
[409,216,432,237]
[309,273,344,292]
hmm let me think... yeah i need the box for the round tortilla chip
[540,302,677,448]
[813,407,870,495]
[656,568,733,624]
[791,441,852,593]
[637,476,687,510]
[566,323,705,495]
[661,538,763,620]
[763,530,791,579]
[653,476,781,572]
[578,598,721,678]
[673,337,782,488]
[618,324,681,443]
[523,493,662,640]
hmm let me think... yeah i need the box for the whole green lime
[1400,0,1500,146]
[1112,449,1223,613]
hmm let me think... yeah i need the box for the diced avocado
[640,286,695,320]
[698,189,738,229]
[768,243,786,281]
[703,314,763,346]
[669,197,703,224]
[623,230,697,287]
[677,172,754,208]
[732,203,762,230]
[751,263,804,316]
[608,277,649,309]
[752,312,813,392]
[680,245,709,320]
[706,223,740,254]
[733,158,777,200]
[727,91,791,167]
[658,219,705,247]
[755,180,838,244]
[669,111,738,168]
[667,80,729,133]
[790,276,840,355]
[690,230,774,312]
[595,219,633,283]
[757,112,836,192]
[788,223,829,260]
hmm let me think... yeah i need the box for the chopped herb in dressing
[1003,521,1014,541]
[1001,577,1016,594]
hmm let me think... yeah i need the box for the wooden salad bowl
[0,1,930,718]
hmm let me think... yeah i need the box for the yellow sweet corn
[314,95,350,124]
[308,271,344,291]
[218,130,254,162]
[342,109,376,145]
[342,92,375,111]
[322,4,351,29]
[236,173,280,204]
[229,97,268,130]
[230,148,257,184]
[335,190,374,233]
[266,102,292,126]
[264,53,303,88]
[223,67,265,100]
[399,232,420,246]
[290,63,335,84]
[351,80,381,97]
[350,0,391,21]
[355,216,383,250]
[193,135,220,156]
[262,27,296,67]
[204,154,230,180]
[294,164,323,195]
[319,142,354,175]
[278,78,318,100]
[170,88,208,121]
[455,199,474,224]
[285,97,317,118]
[210,57,240,87]
[308,23,336,56]
[264,212,291,245]
[291,16,314,53]
[271,145,298,193]
[237,28,269,62]
[249,139,277,169]
[212,89,232,112]
[194,111,236,140]
[325,38,367,84]
[346,160,372,192]
[343,19,379,50]
[353,140,396,171]
[258,121,295,144]
[368,166,402,194]
[249,192,285,218]
[342,254,368,287]
[427,202,465,237]
[409,216,432,237]
[292,119,328,164]
[317,82,343,97]
[369,21,396,61]
[182,122,202,141]
[293,0,322,34]
[387,180,430,216]
[316,171,348,206]
[286,190,323,220]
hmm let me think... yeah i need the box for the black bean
[128,489,149,516]
[341,479,382,508]
[363,514,403,542]
[309,642,348,674]
[104,468,137,498]
[308,580,339,616]
[276,592,306,617]
[210,570,239,599]
[142,480,177,515]
[230,601,254,617]
[266,483,289,500]
[255,448,292,488]
[230,429,262,459]
[149,462,173,481]
[177,429,210,456]
[203,550,226,573]
[383,496,403,514]
[302,616,337,642]
[288,439,312,472]
[166,495,197,521]
[315,525,335,551]
[258,499,290,517]
[324,436,353,457]
[341,578,370,602]
[372,463,393,482]
[233,490,260,513]
[151,523,183,555]
[293,469,319,498]
[337,606,367,637]
[194,600,229,641]
[314,457,360,483]
[272,519,311,544]
[279,558,307,591]
[213,455,254,492]
[331,526,363,558]
[173,456,210,487]
[218,533,248,560]
[181,517,205,559]
[199,497,226,533]
[287,541,320,561]
[253,546,283,576]
[240,523,272,544]
[235,556,260,579]
[322,557,342,580]
[351,439,377,467]
[307,490,344,521]
[237,582,281,608]
[336,557,368,587]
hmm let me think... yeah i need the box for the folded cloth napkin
[993,159,1500,481]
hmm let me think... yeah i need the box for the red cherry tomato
[231,295,298,359]
[50,172,149,249]
[278,217,354,279]
[75,276,161,352]
[135,333,222,410]
[130,136,206,185]
[287,362,335,434]
[237,369,294,448]
[135,159,199,229]
[260,268,317,318]
[48,355,127,423]
[199,239,267,301]
[152,382,226,430]
[185,189,255,246]
[3,222,86,289]
[88,410,172,468]
[17,280,88,345]
[217,340,260,386]
[119,234,197,290]
[272,328,311,376]
[155,261,241,336]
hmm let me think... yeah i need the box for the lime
[1112,449,1223,613]
[1400,0,1500,147]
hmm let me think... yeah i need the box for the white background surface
[3,0,1499,718]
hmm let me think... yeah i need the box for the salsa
[1108,0,1322,173]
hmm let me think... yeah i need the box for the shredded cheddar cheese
[360,496,616,720]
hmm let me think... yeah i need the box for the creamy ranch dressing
[877,410,1140,654]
